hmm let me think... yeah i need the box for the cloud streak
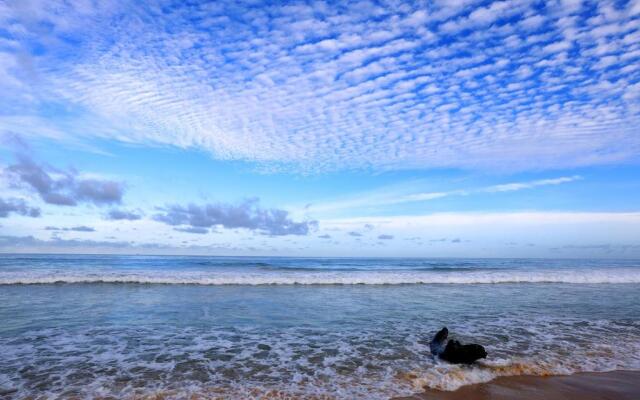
[45,226,95,232]
[105,209,142,221]
[173,227,209,235]
[306,175,583,215]
[483,176,583,193]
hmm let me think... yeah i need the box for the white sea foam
[2,319,640,400]
[2,268,640,285]
[405,356,632,392]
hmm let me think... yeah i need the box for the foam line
[2,269,640,285]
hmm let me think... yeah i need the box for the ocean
[1,254,639,399]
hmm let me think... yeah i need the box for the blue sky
[1,0,639,257]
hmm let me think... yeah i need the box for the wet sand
[394,370,640,400]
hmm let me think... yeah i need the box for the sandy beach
[395,370,640,400]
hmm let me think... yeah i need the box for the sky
[1,0,639,258]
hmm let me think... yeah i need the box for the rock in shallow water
[429,326,488,364]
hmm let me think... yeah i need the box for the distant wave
[254,265,502,272]
[2,269,640,285]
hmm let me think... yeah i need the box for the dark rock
[257,343,271,351]
[430,327,449,356]
[440,339,487,364]
[429,326,487,364]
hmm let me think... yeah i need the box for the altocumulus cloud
[0,197,40,218]
[6,156,124,206]
[2,0,640,172]
[154,199,317,236]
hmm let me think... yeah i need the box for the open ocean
[1,254,640,399]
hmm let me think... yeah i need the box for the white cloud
[317,211,640,257]
[483,176,582,192]
[355,211,640,226]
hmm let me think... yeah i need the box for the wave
[3,322,639,399]
[404,357,633,392]
[255,265,502,272]
[2,269,640,285]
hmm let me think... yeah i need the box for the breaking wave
[2,268,640,285]
[3,319,640,399]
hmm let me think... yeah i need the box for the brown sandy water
[18,370,637,400]
[395,370,640,400]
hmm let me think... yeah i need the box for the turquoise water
[1,255,640,398]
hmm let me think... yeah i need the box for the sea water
[1,255,639,399]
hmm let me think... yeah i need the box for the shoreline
[394,370,640,400]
